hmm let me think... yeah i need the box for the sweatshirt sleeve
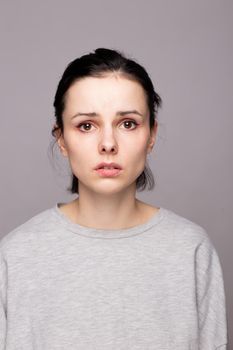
[0,249,7,350]
[195,235,228,349]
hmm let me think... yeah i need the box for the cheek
[122,132,149,156]
[124,141,149,176]
[127,133,150,171]
[62,136,84,165]
[63,134,96,173]
[63,130,82,154]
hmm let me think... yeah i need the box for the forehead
[64,74,148,112]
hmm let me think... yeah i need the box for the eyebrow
[71,110,144,119]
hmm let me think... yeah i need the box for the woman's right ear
[53,125,68,157]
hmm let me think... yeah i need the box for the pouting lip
[95,162,122,170]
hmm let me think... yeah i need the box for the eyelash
[76,120,139,132]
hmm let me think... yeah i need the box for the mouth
[95,162,122,171]
[95,167,122,177]
[98,166,120,170]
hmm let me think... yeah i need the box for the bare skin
[55,73,160,230]
[58,198,160,230]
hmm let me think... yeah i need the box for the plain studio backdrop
[0,0,232,346]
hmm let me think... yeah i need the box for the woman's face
[57,73,157,195]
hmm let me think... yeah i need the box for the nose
[98,128,118,154]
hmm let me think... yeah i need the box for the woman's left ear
[147,121,158,154]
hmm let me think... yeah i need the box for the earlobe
[56,134,68,158]
[146,136,155,155]
[147,141,154,155]
[53,125,68,157]
[147,122,157,154]
[58,139,68,157]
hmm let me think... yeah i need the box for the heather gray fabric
[0,203,228,349]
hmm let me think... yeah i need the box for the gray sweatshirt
[0,203,228,349]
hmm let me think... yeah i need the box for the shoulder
[160,206,211,245]
[158,207,222,268]
[0,206,56,254]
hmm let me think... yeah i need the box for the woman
[0,48,228,349]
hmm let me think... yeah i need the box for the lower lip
[95,168,122,177]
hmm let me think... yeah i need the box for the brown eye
[78,122,94,131]
[121,120,138,129]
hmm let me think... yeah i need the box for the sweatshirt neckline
[52,202,166,239]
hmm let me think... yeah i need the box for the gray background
[0,0,232,346]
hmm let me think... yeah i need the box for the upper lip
[95,162,122,170]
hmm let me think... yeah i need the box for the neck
[64,184,148,230]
